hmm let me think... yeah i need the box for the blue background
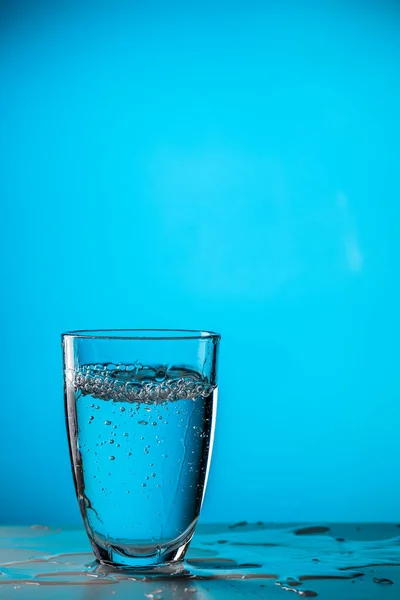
[1,0,400,525]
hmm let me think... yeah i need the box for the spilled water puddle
[0,523,399,598]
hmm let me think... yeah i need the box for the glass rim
[61,329,221,341]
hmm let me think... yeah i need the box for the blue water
[65,365,217,556]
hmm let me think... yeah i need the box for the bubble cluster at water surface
[69,363,215,403]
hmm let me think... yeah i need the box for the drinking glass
[62,329,220,570]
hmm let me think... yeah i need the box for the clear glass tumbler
[62,329,220,570]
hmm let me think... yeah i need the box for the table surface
[0,523,399,599]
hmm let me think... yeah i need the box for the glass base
[94,542,189,571]
[89,524,195,572]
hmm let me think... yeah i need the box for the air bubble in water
[123,432,129,436]
[104,420,111,426]
[109,440,114,444]
[120,406,125,412]
[152,422,157,427]
[109,456,115,461]
[151,473,156,478]
[142,483,147,487]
